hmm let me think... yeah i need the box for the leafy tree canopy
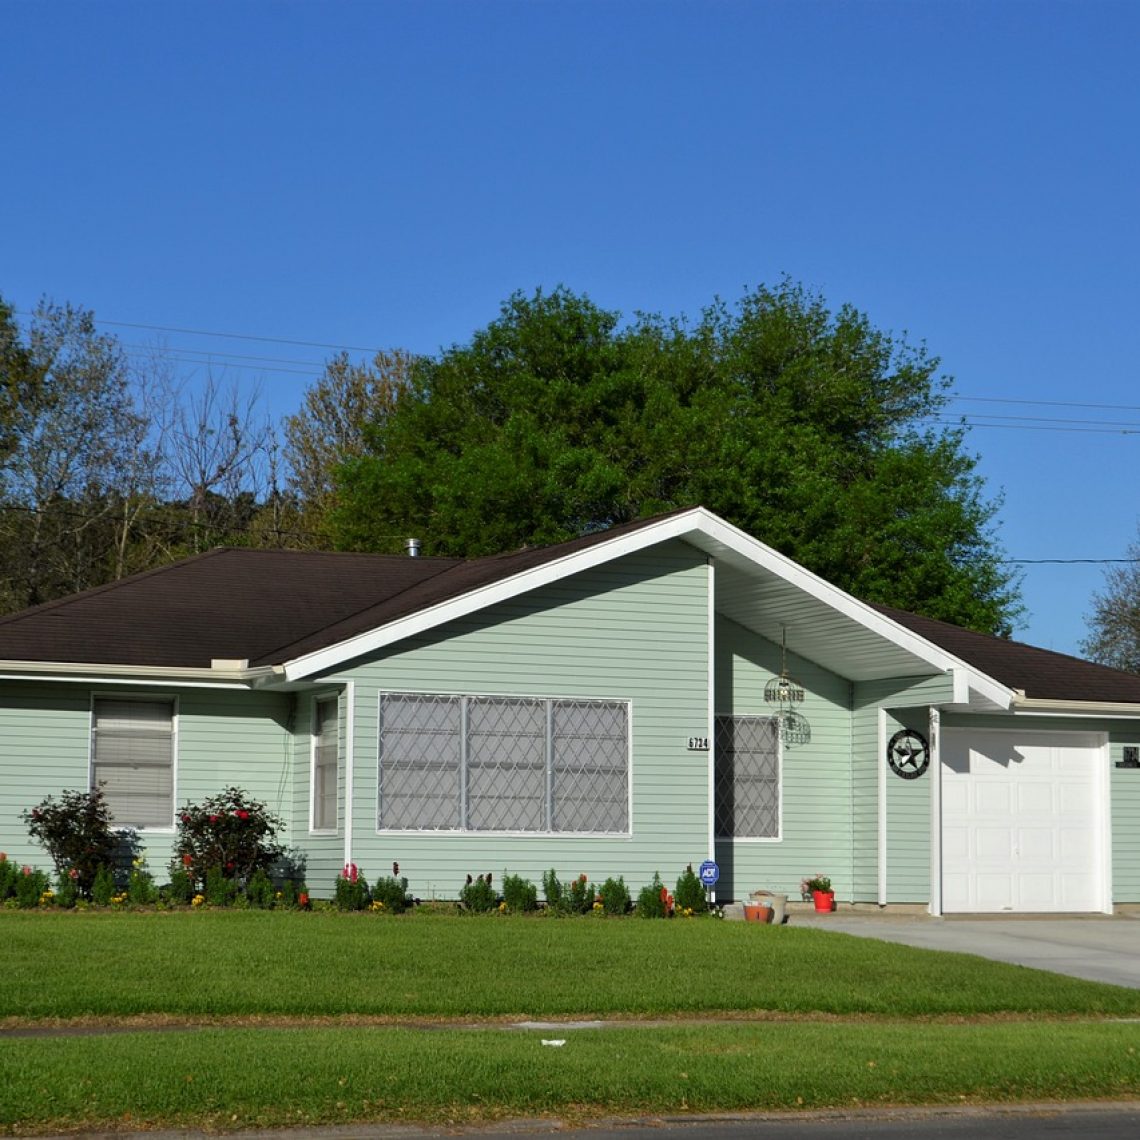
[328,281,1021,634]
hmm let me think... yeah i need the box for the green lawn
[1,909,1138,1133]
[2,908,1139,1019]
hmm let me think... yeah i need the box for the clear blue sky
[5,1,1139,657]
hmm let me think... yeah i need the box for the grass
[1,909,1138,1132]
[1,1022,1139,1131]
[3,908,1140,1019]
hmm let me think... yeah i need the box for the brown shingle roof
[872,603,1140,703]
[0,511,692,670]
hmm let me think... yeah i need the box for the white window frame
[88,693,178,832]
[713,713,783,843]
[310,693,340,833]
[375,690,633,837]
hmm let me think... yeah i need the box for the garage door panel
[942,729,1104,914]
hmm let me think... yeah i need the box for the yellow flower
[191,894,205,907]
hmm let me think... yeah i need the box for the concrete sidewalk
[786,910,1140,989]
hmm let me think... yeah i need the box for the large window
[311,696,339,831]
[91,697,175,828]
[378,693,629,834]
[714,714,780,839]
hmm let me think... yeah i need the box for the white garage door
[941,729,1106,913]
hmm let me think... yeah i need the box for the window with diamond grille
[311,696,338,831]
[379,694,462,829]
[714,715,779,838]
[378,693,629,833]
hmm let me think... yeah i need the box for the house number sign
[887,728,930,780]
[687,736,710,751]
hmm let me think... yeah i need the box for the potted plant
[802,874,834,912]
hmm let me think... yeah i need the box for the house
[1,506,1138,913]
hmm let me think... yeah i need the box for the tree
[1082,530,1140,672]
[332,282,1021,635]
[283,348,413,543]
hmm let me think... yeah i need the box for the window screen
[312,696,338,830]
[715,715,779,838]
[378,693,628,833]
[378,694,462,830]
[91,698,175,828]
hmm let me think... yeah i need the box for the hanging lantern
[765,627,812,747]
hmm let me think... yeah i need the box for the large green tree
[329,282,1021,634]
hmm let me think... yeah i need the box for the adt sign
[698,860,719,887]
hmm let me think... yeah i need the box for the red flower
[208,814,219,823]
[225,861,234,870]
[181,814,191,824]
[298,892,310,908]
[182,853,193,866]
[236,809,250,820]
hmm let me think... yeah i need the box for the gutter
[1011,692,1140,718]
[0,659,284,690]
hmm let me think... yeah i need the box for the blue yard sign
[698,860,719,887]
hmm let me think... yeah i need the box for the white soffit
[283,507,1012,702]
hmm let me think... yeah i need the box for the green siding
[713,616,853,903]
[851,675,952,905]
[0,683,292,878]
[315,540,711,902]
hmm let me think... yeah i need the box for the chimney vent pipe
[405,538,422,558]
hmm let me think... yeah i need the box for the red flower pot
[812,890,835,913]
[743,902,773,923]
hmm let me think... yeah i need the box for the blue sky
[4,1,1139,657]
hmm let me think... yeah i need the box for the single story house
[1,506,1138,913]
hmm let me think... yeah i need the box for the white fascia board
[284,508,716,680]
[0,660,281,689]
[1012,697,1140,718]
[282,506,1014,707]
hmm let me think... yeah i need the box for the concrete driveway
[791,911,1140,989]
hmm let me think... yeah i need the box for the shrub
[459,873,496,913]
[21,787,117,898]
[501,873,538,913]
[55,871,79,909]
[172,787,284,890]
[0,854,18,900]
[127,856,159,906]
[636,872,668,918]
[165,868,194,905]
[567,873,595,915]
[204,866,238,907]
[542,868,565,913]
[370,874,411,914]
[91,866,116,907]
[246,868,276,909]
[674,865,708,915]
[334,863,371,911]
[598,876,631,915]
[15,866,50,909]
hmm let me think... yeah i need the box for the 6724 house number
[687,736,710,751]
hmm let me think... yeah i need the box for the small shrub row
[334,862,412,914]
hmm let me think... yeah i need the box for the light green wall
[712,616,853,902]
[0,682,292,879]
[314,540,711,902]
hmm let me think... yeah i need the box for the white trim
[877,707,887,906]
[1098,733,1113,915]
[308,692,339,834]
[706,559,716,863]
[0,661,280,685]
[928,706,942,916]
[344,680,356,870]
[281,509,1017,708]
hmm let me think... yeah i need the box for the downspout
[706,559,716,873]
[928,706,942,916]
[877,707,888,906]
[343,680,356,871]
